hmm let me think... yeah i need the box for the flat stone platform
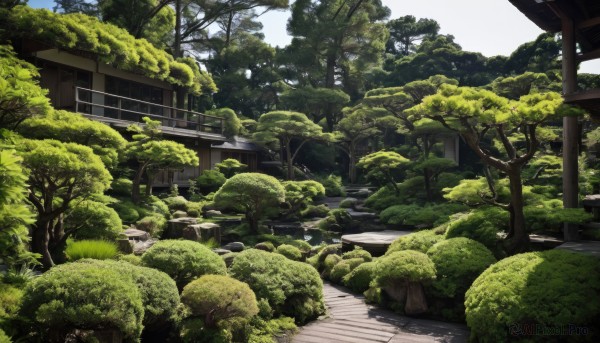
[342,230,411,256]
[292,283,469,343]
[555,240,600,257]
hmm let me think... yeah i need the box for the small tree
[282,180,325,219]
[127,117,199,203]
[253,111,324,180]
[18,139,112,268]
[214,158,247,178]
[213,173,285,233]
[356,150,410,194]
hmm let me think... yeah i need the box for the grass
[65,240,118,261]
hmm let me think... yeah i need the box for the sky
[28,0,600,73]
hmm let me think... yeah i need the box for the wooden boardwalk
[292,283,469,343]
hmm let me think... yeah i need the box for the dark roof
[211,139,261,152]
[509,0,600,54]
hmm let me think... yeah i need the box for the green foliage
[373,250,436,287]
[318,208,353,232]
[254,241,275,252]
[3,6,213,93]
[0,328,9,343]
[339,197,358,209]
[276,244,303,261]
[357,150,410,189]
[379,203,468,228]
[135,214,167,237]
[343,262,376,293]
[185,201,204,218]
[342,247,372,262]
[214,173,285,233]
[246,316,297,343]
[229,249,325,324]
[301,204,330,218]
[207,109,243,139]
[141,239,226,288]
[282,180,326,219]
[65,200,123,241]
[322,254,342,279]
[330,258,365,284]
[118,254,142,265]
[197,169,227,194]
[65,240,118,261]
[317,174,346,197]
[426,238,496,299]
[163,195,188,212]
[465,250,600,342]
[386,230,444,254]
[445,207,507,251]
[289,240,312,253]
[112,199,141,223]
[524,205,592,233]
[110,178,133,197]
[19,262,144,341]
[364,177,426,211]
[0,45,51,129]
[181,275,259,329]
[0,282,23,334]
[18,110,126,169]
[214,158,247,178]
[0,148,36,267]
[77,259,180,329]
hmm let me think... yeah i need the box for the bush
[77,259,180,329]
[163,196,188,212]
[318,174,346,197]
[321,254,342,279]
[342,247,372,262]
[379,203,468,228]
[110,178,133,197]
[181,275,258,328]
[465,250,600,342]
[185,201,204,217]
[386,230,443,254]
[135,214,167,237]
[229,249,324,324]
[426,238,496,299]
[197,169,227,194]
[330,258,364,284]
[309,244,341,272]
[364,177,425,211]
[0,329,9,343]
[318,208,353,232]
[373,250,436,287]
[301,204,330,218]
[289,240,312,253]
[112,199,141,223]
[339,198,358,209]
[343,262,376,293]
[141,240,227,288]
[65,240,118,261]
[118,254,142,265]
[276,244,303,261]
[19,263,144,341]
[0,283,22,333]
[254,241,275,252]
[445,207,507,251]
[65,200,123,241]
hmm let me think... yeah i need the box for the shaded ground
[293,283,469,343]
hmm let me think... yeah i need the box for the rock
[205,210,223,218]
[339,197,359,209]
[271,223,304,238]
[221,252,238,267]
[223,241,245,252]
[133,239,158,255]
[212,248,232,255]
[117,239,134,254]
[183,222,221,244]
[354,188,373,198]
[164,217,198,238]
[172,210,188,218]
[123,228,150,241]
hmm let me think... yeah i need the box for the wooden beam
[564,89,600,102]
[577,48,600,62]
[578,16,600,29]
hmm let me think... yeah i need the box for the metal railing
[75,87,224,134]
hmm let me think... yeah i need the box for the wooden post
[562,15,580,241]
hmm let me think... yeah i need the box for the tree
[356,150,410,194]
[214,158,246,178]
[213,173,285,233]
[385,15,439,56]
[253,111,324,180]
[280,87,350,130]
[127,117,199,203]
[282,180,325,219]
[0,45,51,130]
[408,85,580,253]
[18,139,112,268]
[205,108,242,138]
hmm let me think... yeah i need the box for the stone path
[292,283,469,343]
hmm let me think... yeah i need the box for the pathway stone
[292,283,469,343]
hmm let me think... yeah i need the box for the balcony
[75,87,225,139]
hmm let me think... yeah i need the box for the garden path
[292,283,469,343]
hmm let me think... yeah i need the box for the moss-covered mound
[465,250,600,342]
[386,230,444,254]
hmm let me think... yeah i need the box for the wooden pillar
[561,15,580,241]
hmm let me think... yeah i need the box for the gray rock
[221,252,238,267]
[117,239,134,254]
[205,210,223,218]
[123,228,150,241]
[164,217,198,238]
[133,239,158,255]
[172,210,188,218]
[272,223,304,238]
[183,222,221,244]
[223,241,245,252]
[212,248,232,255]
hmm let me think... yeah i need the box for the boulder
[123,228,150,241]
[212,248,232,255]
[223,241,245,252]
[183,222,221,244]
[172,210,188,218]
[133,239,158,255]
[117,239,134,254]
[164,217,198,238]
[271,223,304,238]
[205,210,223,218]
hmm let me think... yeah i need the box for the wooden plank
[294,330,380,343]
[301,326,391,342]
[317,322,395,338]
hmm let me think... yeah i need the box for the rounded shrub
[181,275,258,328]
[343,262,376,293]
[197,169,227,194]
[465,250,600,342]
[254,241,275,252]
[289,239,312,253]
[330,258,365,284]
[0,329,10,343]
[445,207,507,250]
[110,178,133,197]
[65,201,123,241]
[386,230,443,254]
[65,240,118,261]
[136,214,167,237]
[163,196,188,212]
[229,249,324,324]
[374,250,436,287]
[141,240,227,288]
[276,244,303,261]
[118,254,142,265]
[339,198,358,209]
[112,200,141,223]
[19,263,144,341]
[319,174,345,197]
[0,283,23,331]
[185,201,204,218]
[342,247,372,262]
[322,254,342,279]
[77,259,180,329]
[426,238,496,299]
[301,204,330,218]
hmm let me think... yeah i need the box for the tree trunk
[405,281,428,315]
[349,146,357,184]
[286,140,294,180]
[32,216,55,269]
[132,163,147,204]
[246,213,258,234]
[504,169,530,254]
[173,0,182,58]
[49,215,67,264]
[423,167,433,202]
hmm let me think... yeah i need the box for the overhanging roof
[211,138,261,152]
